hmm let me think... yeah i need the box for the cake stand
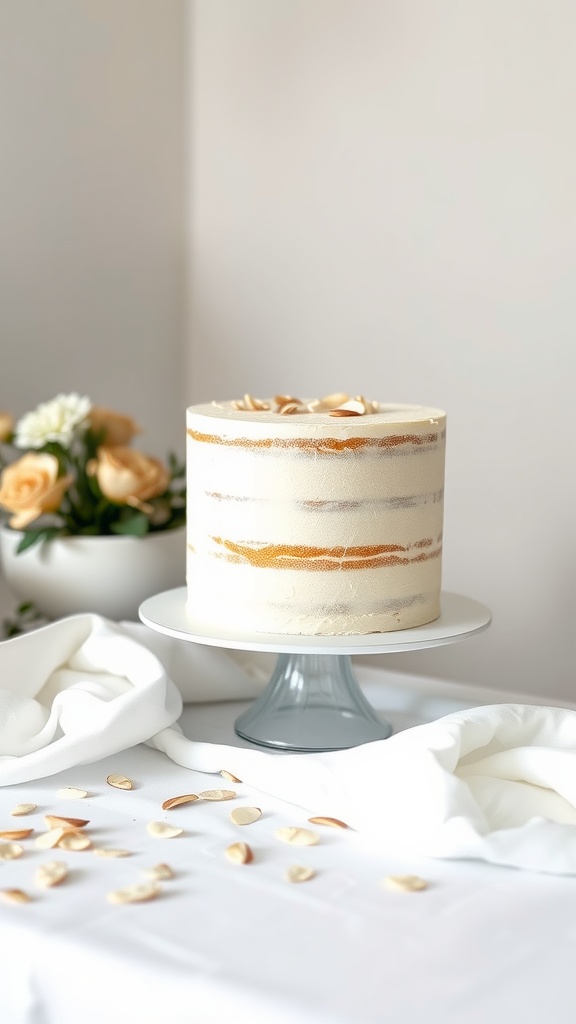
[139,590,491,753]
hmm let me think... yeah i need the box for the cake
[186,393,446,636]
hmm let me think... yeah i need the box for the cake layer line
[206,537,442,570]
[204,489,444,510]
[188,429,443,453]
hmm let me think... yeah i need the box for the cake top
[188,393,445,427]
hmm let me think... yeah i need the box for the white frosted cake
[186,394,446,636]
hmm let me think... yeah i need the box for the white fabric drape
[2,614,576,874]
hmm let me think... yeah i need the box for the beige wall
[0,0,186,457]
[188,0,575,698]
[1,2,573,701]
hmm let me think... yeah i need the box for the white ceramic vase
[0,526,186,622]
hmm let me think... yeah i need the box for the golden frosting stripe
[188,430,440,452]
[211,537,441,570]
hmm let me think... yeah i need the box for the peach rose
[88,406,141,446]
[0,412,13,442]
[0,453,72,529]
[88,446,170,508]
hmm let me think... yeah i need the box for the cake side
[185,395,446,636]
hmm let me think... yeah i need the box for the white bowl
[0,526,186,621]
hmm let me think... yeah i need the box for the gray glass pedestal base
[234,652,392,751]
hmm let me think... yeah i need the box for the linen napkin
[3,615,576,875]
[0,614,183,785]
[150,703,576,875]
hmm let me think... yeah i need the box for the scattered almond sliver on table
[382,874,429,893]
[285,865,315,883]
[0,829,33,840]
[0,842,23,861]
[147,821,184,839]
[308,816,348,829]
[106,774,133,791]
[0,778,435,910]
[107,882,160,905]
[275,827,320,847]
[0,888,33,904]
[197,789,236,801]
[10,804,37,816]
[225,842,253,865]
[161,794,199,810]
[230,806,262,826]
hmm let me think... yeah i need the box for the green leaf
[15,527,63,553]
[167,451,185,477]
[2,600,46,638]
[163,509,186,530]
[16,601,35,614]
[110,512,150,537]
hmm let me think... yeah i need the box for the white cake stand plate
[139,590,491,753]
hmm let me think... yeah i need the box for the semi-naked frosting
[186,394,446,636]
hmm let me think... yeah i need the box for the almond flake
[198,789,236,802]
[44,814,89,829]
[10,803,37,817]
[0,829,33,841]
[224,842,253,865]
[161,794,199,811]
[317,392,349,409]
[274,394,301,406]
[0,842,24,861]
[308,816,349,830]
[36,861,68,887]
[220,770,242,783]
[57,832,92,851]
[56,787,88,800]
[358,395,377,414]
[106,774,133,791]
[275,827,319,847]
[107,882,160,905]
[141,863,174,881]
[35,828,68,850]
[94,848,132,858]
[383,874,428,893]
[337,399,366,414]
[0,888,32,904]
[233,394,270,412]
[230,806,261,826]
[285,864,315,883]
[146,821,183,839]
[329,407,362,417]
[244,394,270,411]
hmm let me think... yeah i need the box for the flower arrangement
[0,393,185,553]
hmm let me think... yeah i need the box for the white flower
[14,393,92,449]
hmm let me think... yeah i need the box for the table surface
[1,664,575,1024]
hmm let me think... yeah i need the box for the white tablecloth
[1,665,575,1024]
